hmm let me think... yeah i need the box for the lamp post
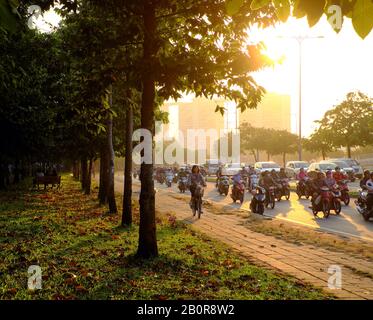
[277,35,324,161]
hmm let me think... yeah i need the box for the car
[254,162,281,174]
[221,163,243,176]
[320,160,355,181]
[285,161,310,179]
[307,162,345,179]
[329,158,364,179]
[204,159,221,176]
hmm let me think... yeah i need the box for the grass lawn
[0,175,332,300]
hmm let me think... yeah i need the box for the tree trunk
[267,152,270,161]
[322,149,326,160]
[283,152,286,167]
[107,87,117,214]
[256,149,260,162]
[137,1,158,258]
[347,144,352,158]
[81,157,88,191]
[251,150,257,163]
[85,158,93,195]
[122,105,133,226]
[98,147,108,204]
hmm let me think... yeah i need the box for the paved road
[116,174,373,242]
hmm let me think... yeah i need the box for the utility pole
[277,35,324,161]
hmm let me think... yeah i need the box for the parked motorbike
[275,178,291,201]
[264,186,276,210]
[296,177,311,199]
[330,184,342,214]
[250,186,266,215]
[178,177,188,193]
[231,182,245,204]
[355,189,373,222]
[191,183,204,219]
[312,186,331,218]
[338,180,350,206]
[218,176,230,196]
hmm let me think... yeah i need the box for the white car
[254,162,281,174]
[285,161,310,179]
[221,163,242,176]
[329,158,364,179]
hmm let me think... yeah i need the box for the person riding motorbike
[260,171,276,199]
[270,169,279,181]
[296,167,308,181]
[360,170,371,189]
[178,168,188,179]
[325,170,336,188]
[333,167,348,183]
[278,168,287,179]
[310,172,327,207]
[187,165,207,212]
[365,172,373,211]
[216,165,223,187]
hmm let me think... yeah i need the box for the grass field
[0,175,332,300]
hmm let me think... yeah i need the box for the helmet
[335,166,340,171]
[326,170,332,176]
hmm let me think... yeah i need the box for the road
[114,174,373,242]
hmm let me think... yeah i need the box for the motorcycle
[165,174,173,187]
[330,184,342,215]
[191,183,204,219]
[231,182,245,204]
[264,186,276,210]
[355,189,373,222]
[296,177,311,199]
[338,180,350,206]
[250,186,266,215]
[178,177,188,193]
[275,178,291,201]
[217,176,230,196]
[312,186,331,219]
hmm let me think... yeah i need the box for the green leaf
[298,0,326,27]
[250,0,271,10]
[226,0,244,15]
[273,0,290,22]
[0,0,19,32]
[352,0,373,39]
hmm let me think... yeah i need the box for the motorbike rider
[260,171,276,199]
[365,172,373,211]
[278,168,287,179]
[216,165,223,187]
[178,168,188,179]
[187,165,207,211]
[310,171,327,207]
[333,167,348,183]
[360,170,371,189]
[325,170,336,188]
[270,169,279,181]
[296,167,308,181]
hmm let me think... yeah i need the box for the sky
[250,16,373,136]
[34,10,373,137]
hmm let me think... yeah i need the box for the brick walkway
[155,190,373,300]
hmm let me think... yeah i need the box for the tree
[316,91,373,158]
[303,128,334,160]
[240,123,268,162]
[268,130,298,166]
[227,0,373,39]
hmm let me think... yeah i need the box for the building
[160,92,291,164]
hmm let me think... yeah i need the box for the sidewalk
[154,189,373,300]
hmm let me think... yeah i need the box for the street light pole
[277,35,324,161]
